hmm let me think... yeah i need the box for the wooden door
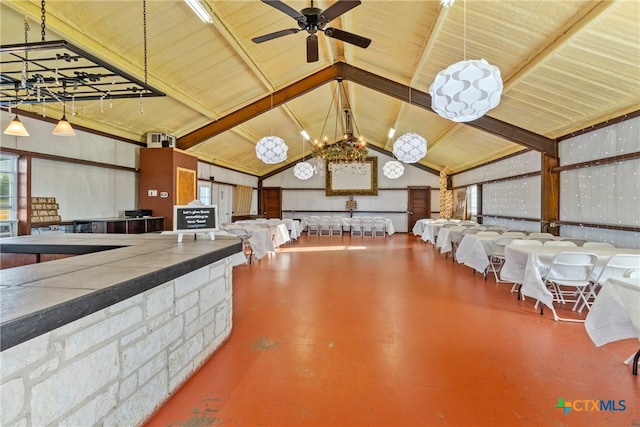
[261,187,282,218]
[407,186,430,232]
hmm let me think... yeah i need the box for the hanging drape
[233,185,252,216]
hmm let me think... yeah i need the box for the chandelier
[429,0,503,122]
[255,136,288,164]
[383,160,405,179]
[1,0,165,137]
[293,132,314,180]
[310,78,368,168]
[392,86,427,164]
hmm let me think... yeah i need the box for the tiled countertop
[0,233,243,350]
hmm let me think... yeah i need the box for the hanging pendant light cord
[463,0,467,60]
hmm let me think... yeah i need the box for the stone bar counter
[0,233,244,426]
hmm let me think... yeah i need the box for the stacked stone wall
[0,257,234,426]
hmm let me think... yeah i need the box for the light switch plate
[148,189,158,197]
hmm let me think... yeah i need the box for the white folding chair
[350,217,363,237]
[330,217,344,236]
[228,228,253,264]
[511,239,543,246]
[319,216,333,236]
[306,217,320,236]
[543,240,577,247]
[373,218,386,238]
[476,231,501,238]
[509,239,543,295]
[583,242,615,249]
[529,232,554,238]
[538,252,598,322]
[488,236,519,283]
[501,231,527,237]
[579,254,640,313]
[362,218,374,237]
[561,238,589,246]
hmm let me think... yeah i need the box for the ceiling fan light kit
[429,59,503,122]
[252,0,371,63]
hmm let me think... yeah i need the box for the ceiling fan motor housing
[300,7,323,32]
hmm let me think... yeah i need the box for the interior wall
[558,117,640,248]
[452,117,640,247]
[1,112,138,222]
[262,151,440,232]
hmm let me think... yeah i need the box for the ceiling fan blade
[319,0,361,24]
[324,27,371,48]
[261,0,306,22]
[252,28,300,44]
[306,34,319,62]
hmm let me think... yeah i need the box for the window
[467,185,478,220]
[0,154,18,220]
[199,184,211,205]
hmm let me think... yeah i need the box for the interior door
[215,183,233,225]
[407,186,430,232]
[261,187,282,218]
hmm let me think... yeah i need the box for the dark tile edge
[0,241,242,351]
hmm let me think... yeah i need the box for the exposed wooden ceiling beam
[179,61,557,156]
[338,63,557,156]
[178,64,341,150]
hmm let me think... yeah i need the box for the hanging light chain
[40,0,46,42]
[22,18,30,88]
[143,0,148,85]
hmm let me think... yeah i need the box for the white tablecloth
[501,246,640,311]
[436,227,481,254]
[272,223,291,247]
[585,277,640,347]
[412,219,432,236]
[268,218,301,240]
[455,234,501,273]
[224,225,275,259]
[421,221,463,243]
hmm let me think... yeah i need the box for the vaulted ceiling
[2,0,639,177]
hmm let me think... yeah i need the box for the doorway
[407,186,430,232]
[261,187,282,218]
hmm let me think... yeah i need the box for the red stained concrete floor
[145,234,639,427]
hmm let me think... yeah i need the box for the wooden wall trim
[478,214,541,222]
[541,154,559,235]
[454,171,542,188]
[553,220,639,233]
[551,151,639,172]
[1,148,138,173]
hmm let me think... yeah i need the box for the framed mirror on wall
[325,157,378,196]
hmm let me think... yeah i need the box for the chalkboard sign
[173,205,218,232]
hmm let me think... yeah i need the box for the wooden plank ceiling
[1,0,638,176]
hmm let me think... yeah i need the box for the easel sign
[173,205,219,242]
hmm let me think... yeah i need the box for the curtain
[233,185,252,216]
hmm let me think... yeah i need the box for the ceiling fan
[252,0,371,63]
